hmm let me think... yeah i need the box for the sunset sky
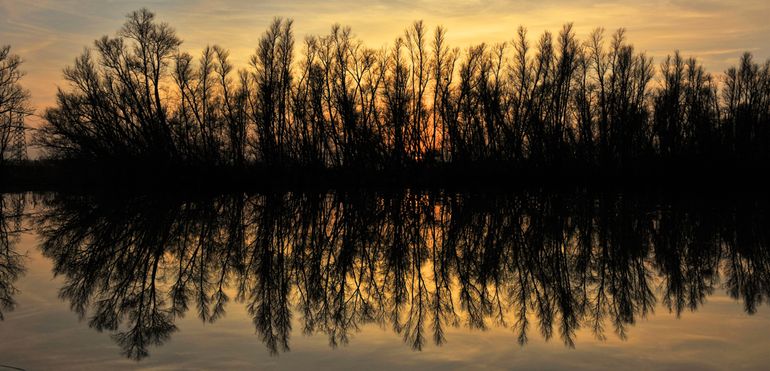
[2,0,769,123]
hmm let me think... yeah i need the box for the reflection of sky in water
[2,224,770,369]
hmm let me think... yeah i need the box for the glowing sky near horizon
[2,0,769,123]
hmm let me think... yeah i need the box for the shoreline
[2,160,770,194]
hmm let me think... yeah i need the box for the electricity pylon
[7,111,27,162]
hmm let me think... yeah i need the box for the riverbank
[3,159,770,195]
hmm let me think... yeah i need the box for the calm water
[2,191,770,370]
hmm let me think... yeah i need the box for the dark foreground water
[2,191,770,370]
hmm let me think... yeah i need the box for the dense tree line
[34,9,770,174]
[23,191,770,359]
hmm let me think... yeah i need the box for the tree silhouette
[26,9,770,181]
[0,46,32,166]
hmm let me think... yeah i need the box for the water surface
[1,191,770,370]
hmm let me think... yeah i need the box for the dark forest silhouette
[0,191,762,359]
[9,8,765,184]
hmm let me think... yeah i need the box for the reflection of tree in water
[0,193,26,321]
[33,192,770,359]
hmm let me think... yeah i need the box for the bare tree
[0,45,32,165]
[32,10,770,177]
[35,8,181,162]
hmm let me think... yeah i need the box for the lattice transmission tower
[7,111,27,162]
